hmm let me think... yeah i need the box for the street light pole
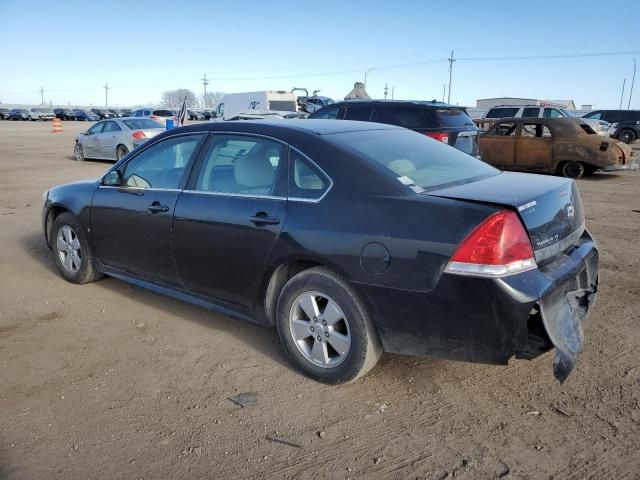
[620,78,626,109]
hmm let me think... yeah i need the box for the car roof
[332,99,462,108]
[176,119,401,136]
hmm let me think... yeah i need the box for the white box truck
[213,91,298,120]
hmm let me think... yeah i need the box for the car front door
[172,133,287,311]
[99,121,122,159]
[91,133,206,285]
[479,121,517,169]
[82,121,105,157]
[515,122,554,171]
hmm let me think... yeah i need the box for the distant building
[476,97,576,110]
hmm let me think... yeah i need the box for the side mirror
[103,170,122,186]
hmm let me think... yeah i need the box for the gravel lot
[1,120,639,479]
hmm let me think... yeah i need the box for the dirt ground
[0,120,639,480]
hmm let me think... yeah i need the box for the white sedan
[74,118,165,162]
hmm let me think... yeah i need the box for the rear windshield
[153,110,173,117]
[123,119,163,130]
[328,129,498,191]
[434,108,475,127]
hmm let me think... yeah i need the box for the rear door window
[344,107,372,121]
[376,107,436,128]
[486,107,519,118]
[312,105,340,119]
[490,122,517,136]
[434,109,475,127]
[522,107,541,117]
[521,123,552,138]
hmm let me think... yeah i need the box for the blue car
[73,110,99,122]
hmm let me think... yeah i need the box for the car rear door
[97,121,122,159]
[172,133,287,311]
[515,121,554,171]
[479,121,517,169]
[91,133,206,285]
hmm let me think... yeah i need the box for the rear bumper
[357,230,598,382]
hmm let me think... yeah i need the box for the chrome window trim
[182,190,286,201]
[97,186,183,193]
[288,146,334,203]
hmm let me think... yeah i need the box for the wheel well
[263,260,323,325]
[45,206,68,247]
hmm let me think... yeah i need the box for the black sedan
[42,120,599,384]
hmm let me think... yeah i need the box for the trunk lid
[429,172,585,263]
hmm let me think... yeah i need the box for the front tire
[74,143,85,161]
[51,213,102,284]
[618,128,637,144]
[276,267,383,384]
[560,161,585,179]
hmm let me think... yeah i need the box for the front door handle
[249,213,280,225]
[147,202,170,214]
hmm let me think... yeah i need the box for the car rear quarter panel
[553,139,604,168]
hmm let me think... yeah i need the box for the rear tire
[560,161,585,179]
[116,145,129,160]
[618,128,637,144]
[51,213,102,284]
[276,267,383,384]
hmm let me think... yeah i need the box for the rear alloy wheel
[74,143,85,161]
[561,161,585,179]
[276,267,382,384]
[116,145,129,160]
[52,213,102,284]
[618,129,637,144]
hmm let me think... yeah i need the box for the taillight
[132,130,146,141]
[425,132,449,144]
[445,210,536,277]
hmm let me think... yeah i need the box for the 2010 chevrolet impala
[42,120,599,384]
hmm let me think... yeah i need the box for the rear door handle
[249,213,280,225]
[147,202,170,214]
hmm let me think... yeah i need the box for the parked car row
[1,107,56,121]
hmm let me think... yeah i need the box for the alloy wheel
[289,291,351,368]
[56,225,82,273]
[620,130,636,144]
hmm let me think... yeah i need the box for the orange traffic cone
[52,117,63,133]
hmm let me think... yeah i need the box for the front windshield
[328,128,498,191]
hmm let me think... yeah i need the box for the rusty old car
[479,117,634,178]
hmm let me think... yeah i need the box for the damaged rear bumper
[358,230,599,383]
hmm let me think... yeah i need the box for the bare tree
[201,91,225,109]
[160,89,197,109]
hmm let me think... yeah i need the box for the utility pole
[39,86,44,105]
[391,86,395,100]
[628,59,636,109]
[620,78,626,109]
[447,50,455,104]
[442,84,446,102]
[384,83,388,100]
[201,73,209,108]
[103,82,110,108]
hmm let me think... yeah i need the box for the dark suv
[308,100,479,155]
[583,110,640,143]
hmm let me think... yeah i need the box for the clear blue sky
[1,0,639,108]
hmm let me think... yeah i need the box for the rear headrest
[234,149,275,188]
